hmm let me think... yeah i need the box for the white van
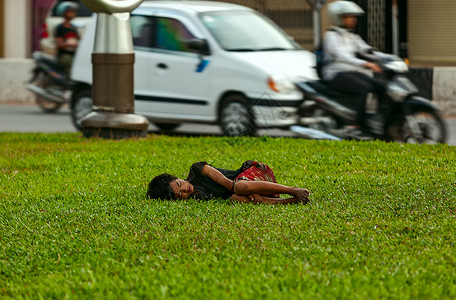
[71,0,318,136]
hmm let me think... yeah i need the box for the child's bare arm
[201,165,233,191]
[200,164,311,203]
[233,180,310,202]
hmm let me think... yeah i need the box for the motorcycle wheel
[389,109,447,144]
[219,94,256,136]
[35,73,63,113]
[71,90,93,131]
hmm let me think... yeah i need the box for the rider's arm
[324,31,382,72]
[324,31,368,67]
[355,35,389,60]
[354,34,372,54]
[55,37,66,50]
[55,25,66,50]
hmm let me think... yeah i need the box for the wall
[0,0,34,102]
[212,0,315,50]
[32,0,54,52]
[433,67,456,114]
[408,0,456,65]
[3,0,31,58]
[0,58,34,102]
[0,0,3,57]
[321,0,335,32]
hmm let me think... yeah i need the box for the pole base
[81,111,149,139]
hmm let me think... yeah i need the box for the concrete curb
[0,59,35,103]
[405,67,456,115]
[433,67,456,115]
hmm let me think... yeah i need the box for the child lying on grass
[147,160,310,204]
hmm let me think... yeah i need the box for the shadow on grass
[147,129,220,138]
[146,129,299,140]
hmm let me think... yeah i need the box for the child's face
[64,9,77,21]
[169,179,194,200]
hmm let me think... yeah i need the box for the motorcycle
[295,54,447,144]
[27,52,72,113]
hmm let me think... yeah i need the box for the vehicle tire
[71,90,93,131]
[219,94,255,136]
[388,109,447,144]
[35,72,63,113]
[154,123,181,131]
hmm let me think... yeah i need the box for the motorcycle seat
[307,81,354,98]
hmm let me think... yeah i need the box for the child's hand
[293,188,311,204]
[248,194,264,203]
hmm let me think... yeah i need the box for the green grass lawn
[1,133,455,299]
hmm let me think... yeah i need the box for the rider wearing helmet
[55,1,80,77]
[322,1,388,134]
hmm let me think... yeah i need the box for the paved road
[0,104,294,137]
[1,103,455,145]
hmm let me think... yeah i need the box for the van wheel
[220,95,255,136]
[154,123,181,131]
[71,90,93,131]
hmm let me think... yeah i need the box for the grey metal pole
[307,0,328,49]
[313,8,321,49]
[392,0,399,56]
[79,0,149,139]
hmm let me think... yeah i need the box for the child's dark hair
[146,173,178,200]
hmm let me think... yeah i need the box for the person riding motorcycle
[55,1,80,78]
[322,0,388,134]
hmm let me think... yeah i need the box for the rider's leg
[329,72,386,129]
[57,54,74,93]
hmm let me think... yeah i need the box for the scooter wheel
[35,73,63,113]
[36,97,63,113]
[391,109,448,144]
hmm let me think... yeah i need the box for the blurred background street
[1,0,456,144]
[1,103,455,145]
[0,103,295,137]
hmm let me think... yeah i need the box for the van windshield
[200,11,299,52]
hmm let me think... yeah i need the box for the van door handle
[157,63,168,69]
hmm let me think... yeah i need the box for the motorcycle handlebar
[357,51,404,72]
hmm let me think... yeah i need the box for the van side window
[156,17,196,52]
[131,15,155,49]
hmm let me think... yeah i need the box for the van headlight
[267,76,296,94]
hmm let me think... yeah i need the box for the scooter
[295,54,447,144]
[27,52,72,113]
